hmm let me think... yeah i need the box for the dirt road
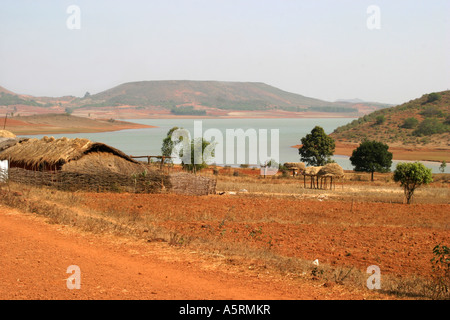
[0,205,385,300]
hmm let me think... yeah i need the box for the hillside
[330,90,450,161]
[1,81,392,118]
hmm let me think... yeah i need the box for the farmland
[1,167,448,300]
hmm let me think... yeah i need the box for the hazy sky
[1,0,449,104]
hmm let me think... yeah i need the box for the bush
[375,115,386,125]
[413,118,447,136]
[420,106,444,118]
[426,92,441,103]
[401,117,419,129]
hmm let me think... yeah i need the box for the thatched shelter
[283,162,306,176]
[317,163,345,190]
[302,166,323,189]
[0,136,145,174]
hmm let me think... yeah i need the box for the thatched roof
[317,163,344,177]
[303,166,323,176]
[284,162,306,170]
[0,136,139,169]
[0,137,22,152]
[62,151,145,175]
[0,130,16,138]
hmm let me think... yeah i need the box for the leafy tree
[350,140,393,181]
[181,137,214,173]
[440,160,447,173]
[298,126,335,166]
[401,117,419,129]
[161,127,183,163]
[393,162,433,204]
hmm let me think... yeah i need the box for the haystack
[317,163,344,177]
[303,166,322,176]
[0,136,144,174]
[0,130,16,138]
[317,163,344,190]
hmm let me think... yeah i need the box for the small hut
[302,166,323,189]
[317,163,345,190]
[283,162,306,176]
[0,136,145,174]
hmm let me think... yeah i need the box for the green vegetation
[74,80,385,113]
[412,118,448,136]
[401,117,419,129]
[393,162,433,204]
[375,115,386,125]
[349,140,393,181]
[0,93,43,107]
[331,90,450,146]
[439,160,446,173]
[161,127,184,163]
[170,106,207,116]
[181,138,214,173]
[298,126,335,166]
[426,92,441,103]
[430,244,450,299]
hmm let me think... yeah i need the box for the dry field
[0,168,449,300]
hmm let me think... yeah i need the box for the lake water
[19,118,444,173]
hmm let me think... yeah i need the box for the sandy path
[0,205,380,300]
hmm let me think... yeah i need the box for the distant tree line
[170,106,206,116]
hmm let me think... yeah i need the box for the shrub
[430,244,450,299]
[375,115,386,125]
[426,92,441,103]
[401,117,419,129]
[413,118,447,136]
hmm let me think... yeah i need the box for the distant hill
[0,81,393,117]
[331,90,450,149]
[76,80,343,111]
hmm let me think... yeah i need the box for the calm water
[19,118,444,173]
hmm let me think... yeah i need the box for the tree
[298,126,335,166]
[350,140,393,181]
[181,137,214,174]
[440,160,447,173]
[161,127,184,165]
[393,162,433,204]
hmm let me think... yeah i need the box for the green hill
[73,80,388,113]
[331,90,450,148]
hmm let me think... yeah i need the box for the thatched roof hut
[303,166,323,176]
[0,136,145,174]
[317,163,344,177]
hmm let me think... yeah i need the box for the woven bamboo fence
[7,168,216,195]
